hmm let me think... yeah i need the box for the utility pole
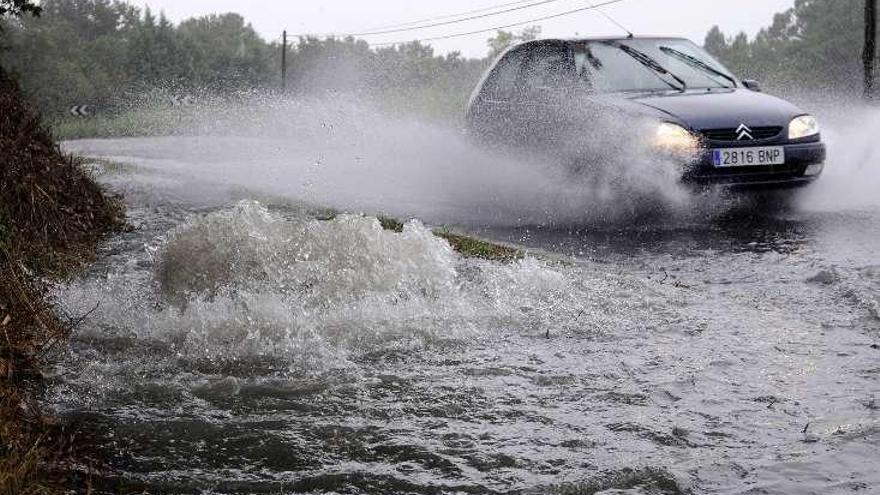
[281,30,288,91]
[866,0,877,99]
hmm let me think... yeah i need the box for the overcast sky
[138,0,796,57]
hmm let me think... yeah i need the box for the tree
[703,26,727,56]
[703,0,866,95]
[127,8,193,86]
[487,26,541,59]
[177,13,274,88]
[0,0,41,18]
[1,0,142,112]
[866,0,877,98]
[0,0,490,119]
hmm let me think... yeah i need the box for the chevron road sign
[69,105,91,117]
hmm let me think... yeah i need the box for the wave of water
[53,201,683,407]
[51,94,880,494]
[798,104,880,210]
[49,193,880,494]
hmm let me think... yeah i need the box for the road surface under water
[52,126,880,494]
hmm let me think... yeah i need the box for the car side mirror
[742,79,762,92]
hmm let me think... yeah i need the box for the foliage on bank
[0,66,124,493]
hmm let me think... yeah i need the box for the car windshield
[572,38,737,93]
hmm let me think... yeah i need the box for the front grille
[704,163,801,177]
[686,163,807,186]
[701,126,783,142]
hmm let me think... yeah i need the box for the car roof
[515,36,691,46]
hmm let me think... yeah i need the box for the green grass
[433,229,524,262]
[375,216,523,262]
[49,106,205,140]
[48,86,471,140]
[377,86,468,125]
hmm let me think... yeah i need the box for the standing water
[52,99,880,494]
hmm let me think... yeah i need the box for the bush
[0,216,6,252]
[0,66,124,492]
[0,67,123,273]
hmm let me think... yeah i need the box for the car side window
[521,44,573,94]
[480,48,528,101]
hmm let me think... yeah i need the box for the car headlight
[653,122,699,152]
[788,115,819,140]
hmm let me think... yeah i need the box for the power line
[364,1,571,36]
[369,0,628,47]
[364,0,539,31]
[292,0,570,38]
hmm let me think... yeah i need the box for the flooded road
[52,128,880,494]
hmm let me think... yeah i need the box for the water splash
[54,201,683,400]
[156,201,458,306]
[798,104,880,210]
[64,94,697,227]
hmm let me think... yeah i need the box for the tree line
[0,0,274,113]
[703,0,873,97]
[0,0,530,117]
[0,0,875,118]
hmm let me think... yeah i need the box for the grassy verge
[50,105,206,140]
[0,68,124,493]
[48,85,470,141]
[432,229,524,262]
[377,215,523,262]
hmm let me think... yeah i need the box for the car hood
[620,89,806,130]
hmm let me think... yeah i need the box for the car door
[514,42,576,151]
[467,46,529,146]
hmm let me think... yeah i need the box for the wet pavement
[49,134,880,495]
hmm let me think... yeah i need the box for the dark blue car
[466,37,826,188]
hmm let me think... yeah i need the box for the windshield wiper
[659,46,736,89]
[605,42,687,92]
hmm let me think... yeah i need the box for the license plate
[712,146,785,167]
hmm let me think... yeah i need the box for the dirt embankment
[0,66,124,493]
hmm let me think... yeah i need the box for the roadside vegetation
[0,0,873,141]
[378,216,523,262]
[704,0,870,98]
[0,64,124,492]
[433,230,524,262]
[0,0,545,138]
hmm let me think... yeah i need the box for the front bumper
[683,141,826,189]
